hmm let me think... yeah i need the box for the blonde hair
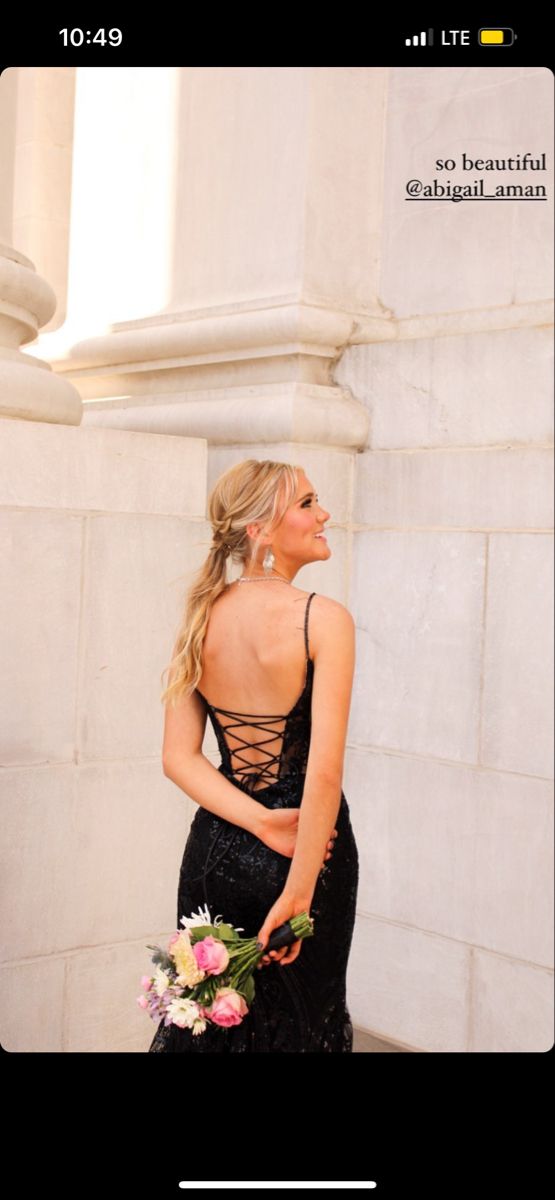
[160,458,303,708]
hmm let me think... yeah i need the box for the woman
[148,458,359,1052]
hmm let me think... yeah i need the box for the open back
[196,592,316,795]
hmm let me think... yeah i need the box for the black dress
[147,591,359,1052]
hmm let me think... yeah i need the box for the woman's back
[196,585,320,795]
[196,583,320,715]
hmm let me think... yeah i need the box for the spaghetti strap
[304,591,316,660]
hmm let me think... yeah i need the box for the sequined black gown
[148,592,359,1053]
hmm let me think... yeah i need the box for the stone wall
[0,420,208,1050]
[338,67,554,1051]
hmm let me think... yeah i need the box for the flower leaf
[188,925,219,944]
[213,923,240,941]
[241,976,255,1006]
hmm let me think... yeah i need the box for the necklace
[236,572,292,585]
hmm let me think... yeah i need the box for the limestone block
[0,508,82,766]
[354,446,553,529]
[386,67,532,113]
[347,912,469,1052]
[336,326,553,450]
[482,533,554,777]
[159,67,387,313]
[81,515,209,761]
[0,419,206,515]
[381,69,553,315]
[471,950,554,1052]
[80,381,368,450]
[0,762,194,961]
[0,955,65,1052]
[65,934,177,1052]
[350,531,485,761]
[345,748,553,965]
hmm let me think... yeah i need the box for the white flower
[153,966,171,998]
[180,905,244,933]
[167,997,203,1029]
[180,904,213,929]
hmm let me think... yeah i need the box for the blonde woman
[148,459,359,1052]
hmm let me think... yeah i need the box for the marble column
[0,68,81,424]
[28,68,390,456]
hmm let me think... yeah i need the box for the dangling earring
[263,546,275,575]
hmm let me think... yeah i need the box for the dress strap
[304,592,316,659]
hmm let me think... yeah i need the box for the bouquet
[137,904,314,1035]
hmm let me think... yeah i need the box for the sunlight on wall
[63,65,179,337]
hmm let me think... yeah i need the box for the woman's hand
[256,813,338,966]
[258,808,338,866]
[256,889,313,969]
[257,807,299,857]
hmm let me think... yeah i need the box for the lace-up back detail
[196,592,316,795]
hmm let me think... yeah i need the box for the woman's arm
[256,604,355,967]
[282,603,355,904]
[283,773,343,904]
[161,656,268,836]
[164,752,269,838]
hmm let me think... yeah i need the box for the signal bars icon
[405,29,434,45]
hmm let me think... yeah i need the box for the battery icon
[478,28,515,45]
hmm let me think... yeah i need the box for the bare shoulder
[291,586,352,618]
[309,593,353,619]
[308,593,355,656]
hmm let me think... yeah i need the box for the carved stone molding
[0,245,82,425]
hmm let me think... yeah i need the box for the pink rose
[206,987,249,1027]
[141,975,152,989]
[192,935,230,976]
[136,995,149,1009]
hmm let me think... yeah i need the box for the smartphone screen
[1,20,551,1200]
